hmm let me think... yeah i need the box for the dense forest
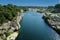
[0,4,28,25]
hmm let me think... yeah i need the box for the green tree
[0,12,6,24]
[55,4,60,9]
[48,6,54,9]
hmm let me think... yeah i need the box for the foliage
[0,4,20,25]
[47,6,54,9]
[55,4,60,9]
[45,16,50,19]
[19,6,28,12]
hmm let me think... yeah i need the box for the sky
[0,0,59,6]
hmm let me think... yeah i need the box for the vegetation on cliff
[0,4,28,25]
[0,4,20,25]
[43,4,60,34]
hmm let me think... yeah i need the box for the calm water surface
[16,11,60,40]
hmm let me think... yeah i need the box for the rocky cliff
[0,12,23,40]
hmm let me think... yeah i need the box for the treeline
[47,4,60,9]
[0,4,28,25]
[47,4,60,12]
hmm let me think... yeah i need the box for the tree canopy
[0,4,21,25]
[55,4,60,9]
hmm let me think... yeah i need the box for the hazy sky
[0,0,59,6]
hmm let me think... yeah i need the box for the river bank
[7,32,18,40]
[0,11,24,40]
[43,15,60,35]
[6,12,23,40]
[6,11,25,40]
[36,10,60,35]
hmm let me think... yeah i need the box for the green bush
[45,16,50,19]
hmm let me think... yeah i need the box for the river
[16,10,60,40]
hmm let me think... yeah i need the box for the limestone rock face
[0,12,22,40]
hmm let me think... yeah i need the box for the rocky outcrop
[43,15,60,35]
[0,12,23,40]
